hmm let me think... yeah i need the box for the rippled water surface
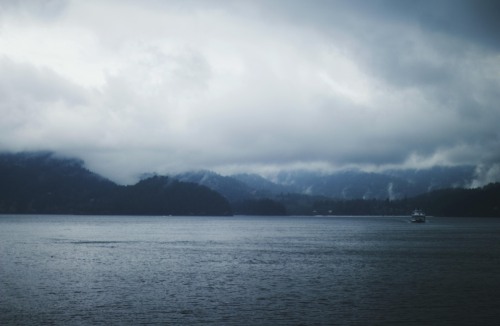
[1,215,500,325]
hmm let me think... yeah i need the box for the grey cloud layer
[0,0,499,184]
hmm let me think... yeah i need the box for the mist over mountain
[171,165,485,216]
[0,151,118,214]
[0,152,231,215]
[231,173,291,197]
[271,167,476,200]
[175,167,475,203]
[171,168,499,217]
[1,151,496,217]
[173,171,288,215]
[174,171,255,203]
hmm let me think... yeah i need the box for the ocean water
[1,215,499,325]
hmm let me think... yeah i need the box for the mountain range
[1,151,498,217]
[174,166,476,202]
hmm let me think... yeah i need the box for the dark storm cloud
[274,0,500,50]
[410,0,500,50]
[0,0,499,184]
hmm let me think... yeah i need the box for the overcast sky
[1,0,499,185]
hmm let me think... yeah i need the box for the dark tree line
[305,183,500,217]
[233,198,287,216]
[408,183,500,217]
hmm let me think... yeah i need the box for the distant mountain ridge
[173,169,498,217]
[170,165,488,216]
[271,166,475,199]
[175,170,254,203]
[174,166,475,202]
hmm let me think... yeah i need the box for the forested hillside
[1,152,498,217]
[0,152,231,215]
[305,183,500,217]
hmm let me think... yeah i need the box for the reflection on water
[1,215,500,325]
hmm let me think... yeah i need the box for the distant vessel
[410,209,426,223]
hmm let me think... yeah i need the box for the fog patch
[469,164,500,188]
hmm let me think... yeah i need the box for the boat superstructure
[411,209,426,223]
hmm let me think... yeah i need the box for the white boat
[410,209,426,223]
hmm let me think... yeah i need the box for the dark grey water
[1,215,500,325]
